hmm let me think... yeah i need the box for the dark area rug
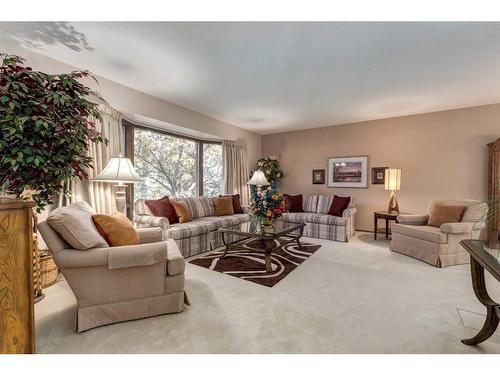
[189,238,321,287]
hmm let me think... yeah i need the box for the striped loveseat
[134,197,248,257]
[282,195,356,242]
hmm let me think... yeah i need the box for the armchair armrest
[108,241,169,270]
[342,207,357,218]
[137,226,164,243]
[440,222,485,234]
[134,214,170,229]
[396,214,429,225]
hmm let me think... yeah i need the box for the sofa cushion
[220,194,243,214]
[92,212,140,247]
[391,223,448,244]
[145,196,178,224]
[284,194,303,212]
[302,195,318,213]
[213,196,234,216]
[47,202,108,250]
[461,202,488,222]
[166,218,219,240]
[172,196,214,219]
[283,212,347,226]
[427,203,465,228]
[172,201,192,223]
[328,195,351,217]
[202,214,249,229]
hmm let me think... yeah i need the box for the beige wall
[2,44,262,165]
[262,104,500,231]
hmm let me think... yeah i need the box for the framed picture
[312,169,325,184]
[327,156,368,188]
[371,167,387,185]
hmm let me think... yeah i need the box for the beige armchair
[38,223,188,332]
[390,200,488,267]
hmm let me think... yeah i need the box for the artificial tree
[0,54,107,212]
[0,54,107,300]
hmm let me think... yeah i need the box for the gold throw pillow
[427,204,465,228]
[172,201,193,223]
[213,196,234,216]
[92,212,140,247]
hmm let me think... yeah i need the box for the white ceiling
[2,22,500,134]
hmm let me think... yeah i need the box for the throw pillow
[172,201,193,223]
[284,194,303,212]
[328,195,351,217]
[92,212,140,247]
[214,196,235,216]
[219,194,243,214]
[47,201,109,250]
[427,204,465,227]
[145,196,178,224]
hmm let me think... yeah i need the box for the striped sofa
[282,195,356,242]
[134,197,248,257]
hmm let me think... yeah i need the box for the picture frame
[327,156,368,188]
[312,169,325,184]
[371,167,387,185]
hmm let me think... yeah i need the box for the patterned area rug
[189,238,321,287]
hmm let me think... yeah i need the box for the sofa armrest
[396,214,429,225]
[108,241,169,270]
[134,214,170,229]
[137,226,164,243]
[440,222,485,234]
[342,207,357,218]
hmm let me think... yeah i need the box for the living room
[1,1,500,373]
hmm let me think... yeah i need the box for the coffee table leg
[220,232,230,259]
[264,239,274,272]
[296,227,304,250]
[462,257,500,345]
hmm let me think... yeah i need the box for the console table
[459,239,500,345]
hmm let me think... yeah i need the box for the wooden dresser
[0,199,36,354]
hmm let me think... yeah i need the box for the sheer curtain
[64,98,123,214]
[222,140,250,206]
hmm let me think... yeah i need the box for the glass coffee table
[219,220,306,272]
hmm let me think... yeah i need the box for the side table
[374,211,399,240]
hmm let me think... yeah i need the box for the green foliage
[0,54,107,212]
[256,156,283,187]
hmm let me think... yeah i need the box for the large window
[128,123,223,200]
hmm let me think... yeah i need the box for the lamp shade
[385,168,401,191]
[247,170,270,186]
[93,154,144,184]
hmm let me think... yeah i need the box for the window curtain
[61,97,123,214]
[222,140,250,205]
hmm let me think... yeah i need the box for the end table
[374,211,399,240]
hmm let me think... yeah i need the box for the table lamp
[93,153,144,214]
[247,170,270,186]
[385,168,401,214]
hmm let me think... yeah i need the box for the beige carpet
[35,233,500,353]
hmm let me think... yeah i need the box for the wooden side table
[374,211,399,240]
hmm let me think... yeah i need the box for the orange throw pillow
[213,196,234,216]
[427,204,465,228]
[92,212,140,246]
[172,201,193,223]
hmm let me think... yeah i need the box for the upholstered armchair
[38,223,188,332]
[390,200,488,267]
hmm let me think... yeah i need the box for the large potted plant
[0,54,107,300]
[0,54,107,210]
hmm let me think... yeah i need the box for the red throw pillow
[145,196,178,224]
[284,194,303,212]
[328,195,351,217]
[219,194,243,214]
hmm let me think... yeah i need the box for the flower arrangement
[256,156,283,188]
[250,186,286,225]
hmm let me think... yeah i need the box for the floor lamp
[93,154,143,214]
